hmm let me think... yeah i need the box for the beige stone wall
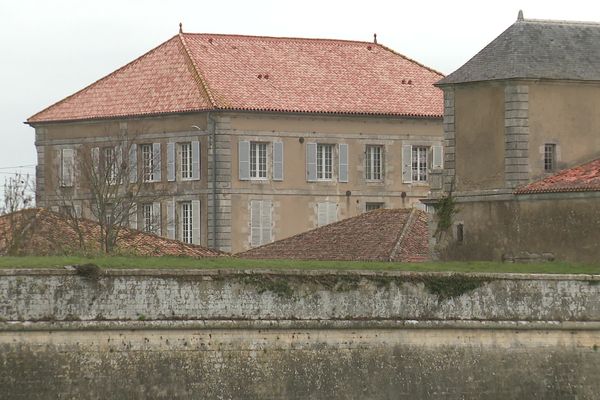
[454,83,506,191]
[528,81,600,179]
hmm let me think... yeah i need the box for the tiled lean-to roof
[0,208,226,257]
[238,208,430,262]
[515,158,600,194]
[438,12,600,85]
[28,32,444,123]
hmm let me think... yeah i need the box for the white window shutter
[50,206,59,213]
[166,201,175,239]
[152,202,161,235]
[402,144,413,183]
[129,204,137,229]
[432,145,443,170]
[273,142,284,181]
[74,204,82,219]
[192,200,201,244]
[61,148,74,187]
[129,145,137,183]
[327,202,337,224]
[261,200,272,244]
[338,143,348,182]
[250,200,262,247]
[167,142,175,181]
[192,140,200,180]
[116,145,123,183]
[152,143,162,181]
[91,147,100,177]
[238,141,250,180]
[306,143,317,182]
[317,202,327,227]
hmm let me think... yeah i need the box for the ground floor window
[365,202,384,212]
[181,201,193,244]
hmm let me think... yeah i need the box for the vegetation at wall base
[0,256,598,274]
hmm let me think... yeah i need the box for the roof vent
[179,22,183,34]
[257,74,263,79]
[264,74,269,79]
[367,45,372,51]
[373,33,378,44]
[208,38,213,44]
[402,79,406,84]
[517,10,524,22]
[408,79,412,85]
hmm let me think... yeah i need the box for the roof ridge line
[177,33,218,108]
[183,32,380,46]
[522,18,600,26]
[388,208,418,261]
[376,43,445,78]
[27,35,183,124]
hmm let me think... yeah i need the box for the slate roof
[237,208,430,262]
[0,208,226,257]
[438,14,600,85]
[514,158,600,194]
[28,33,444,124]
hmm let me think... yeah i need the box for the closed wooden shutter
[61,148,74,187]
[261,200,272,244]
[239,141,250,180]
[166,201,175,239]
[192,141,200,180]
[402,144,413,183]
[306,143,317,182]
[167,142,176,181]
[432,145,443,170]
[129,145,137,183]
[250,200,261,247]
[273,142,283,181]
[338,143,348,182]
[152,202,161,235]
[192,200,201,244]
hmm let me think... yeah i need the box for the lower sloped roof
[0,208,226,257]
[515,158,600,194]
[237,208,430,262]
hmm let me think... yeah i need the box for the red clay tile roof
[0,208,226,257]
[515,158,600,194]
[28,33,444,123]
[237,208,430,262]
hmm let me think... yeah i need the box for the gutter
[207,112,218,249]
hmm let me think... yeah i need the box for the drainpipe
[207,112,218,250]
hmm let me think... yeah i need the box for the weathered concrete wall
[1,269,599,399]
[440,193,600,262]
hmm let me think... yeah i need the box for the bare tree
[0,173,36,255]
[57,131,165,254]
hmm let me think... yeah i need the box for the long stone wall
[1,268,599,399]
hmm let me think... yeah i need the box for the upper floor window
[317,144,333,180]
[412,146,428,182]
[102,146,118,184]
[544,143,556,172]
[365,145,383,181]
[250,142,267,179]
[180,142,193,179]
[141,144,154,182]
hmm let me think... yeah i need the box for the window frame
[180,142,193,180]
[544,143,556,172]
[141,144,154,182]
[365,145,383,181]
[365,202,384,212]
[412,146,428,182]
[180,201,193,244]
[249,142,268,180]
[142,203,154,233]
[316,143,334,181]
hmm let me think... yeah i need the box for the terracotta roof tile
[28,33,444,123]
[237,208,430,262]
[0,208,226,257]
[515,158,600,194]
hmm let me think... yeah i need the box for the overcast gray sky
[1,0,599,198]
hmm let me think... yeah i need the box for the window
[142,203,154,233]
[250,200,272,247]
[412,146,428,182]
[317,144,333,180]
[250,142,267,179]
[544,143,556,172]
[366,145,383,180]
[60,148,74,187]
[180,142,193,179]
[102,147,117,183]
[365,202,384,212]
[456,223,464,244]
[141,144,154,182]
[181,201,193,244]
[317,202,337,226]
